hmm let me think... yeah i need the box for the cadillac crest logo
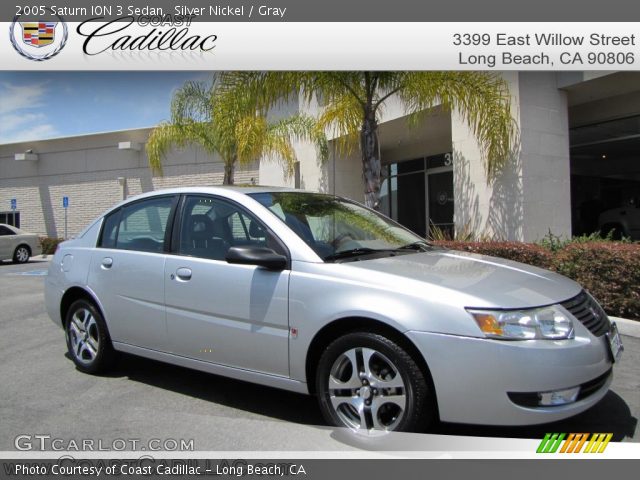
[10,15,68,61]
[22,22,56,47]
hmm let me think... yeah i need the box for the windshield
[248,192,428,261]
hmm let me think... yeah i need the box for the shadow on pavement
[94,352,325,426]
[0,259,49,267]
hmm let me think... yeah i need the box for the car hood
[345,249,582,309]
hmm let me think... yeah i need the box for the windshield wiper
[324,242,433,262]
[396,241,432,251]
[323,248,389,262]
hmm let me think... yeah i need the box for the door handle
[175,267,192,281]
[101,257,113,269]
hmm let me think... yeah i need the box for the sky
[0,71,212,144]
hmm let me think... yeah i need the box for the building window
[570,115,640,239]
[0,211,20,229]
[379,153,454,238]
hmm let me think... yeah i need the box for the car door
[164,194,290,377]
[0,225,14,259]
[87,195,177,351]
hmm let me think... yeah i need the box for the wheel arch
[305,316,438,414]
[60,286,104,326]
[15,243,31,253]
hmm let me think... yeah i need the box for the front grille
[561,291,610,337]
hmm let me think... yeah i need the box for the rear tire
[13,245,30,264]
[65,299,116,374]
[316,332,435,434]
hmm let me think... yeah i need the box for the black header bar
[5,0,640,22]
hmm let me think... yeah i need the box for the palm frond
[146,123,187,175]
[316,92,363,154]
[148,73,328,182]
[170,80,214,123]
[399,72,518,178]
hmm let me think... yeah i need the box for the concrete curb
[610,316,640,338]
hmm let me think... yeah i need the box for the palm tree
[218,72,517,208]
[146,78,327,185]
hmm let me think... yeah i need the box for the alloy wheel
[68,308,100,365]
[15,247,29,263]
[328,347,407,432]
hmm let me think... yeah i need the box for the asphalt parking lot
[0,258,638,452]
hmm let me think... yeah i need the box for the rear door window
[99,196,174,253]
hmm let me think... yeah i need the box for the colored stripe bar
[597,433,613,453]
[548,433,566,453]
[574,433,589,453]
[537,433,552,453]
[560,433,575,453]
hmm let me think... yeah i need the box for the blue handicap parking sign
[10,198,16,210]
[63,196,69,208]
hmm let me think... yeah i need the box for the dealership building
[1,71,639,241]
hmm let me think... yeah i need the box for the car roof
[0,224,22,233]
[214,185,302,194]
[122,185,317,201]
[103,185,328,213]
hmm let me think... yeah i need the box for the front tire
[316,332,435,434]
[13,245,30,264]
[65,299,116,374]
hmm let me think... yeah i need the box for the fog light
[538,387,580,406]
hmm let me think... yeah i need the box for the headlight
[467,305,574,340]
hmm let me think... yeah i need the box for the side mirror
[225,246,287,271]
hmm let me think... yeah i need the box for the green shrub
[435,240,640,320]
[552,242,640,320]
[539,229,632,252]
[39,237,65,255]
[434,241,553,269]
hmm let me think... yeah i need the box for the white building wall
[0,128,257,237]
[452,72,523,240]
[518,72,572,241]
[452,72,572,242]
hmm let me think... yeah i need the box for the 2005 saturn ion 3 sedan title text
[45,187,623,433]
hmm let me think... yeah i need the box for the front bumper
[407,330,614,425]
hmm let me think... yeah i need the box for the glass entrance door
[427,171,454,238]
[379,153,454,239]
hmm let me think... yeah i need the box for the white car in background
[598,197,640,240]
[0,224,41,263]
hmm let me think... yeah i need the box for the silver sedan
[45,187,622,433]
[0,223,41,263]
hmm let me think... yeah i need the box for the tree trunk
[223,159,235,185]
[360,108,381,209]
